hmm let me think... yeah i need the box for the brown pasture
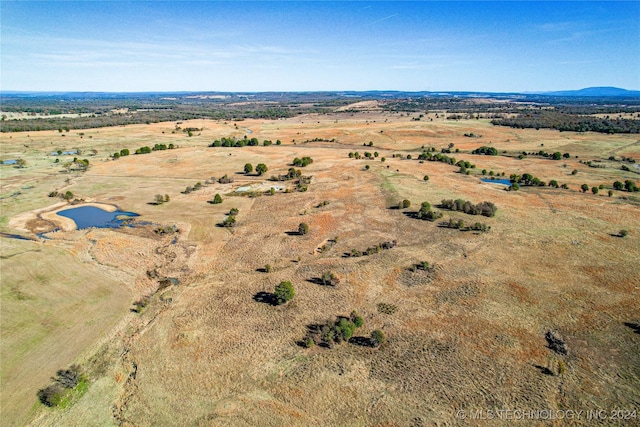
[1,113,639,426]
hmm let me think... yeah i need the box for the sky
[1,1,639,92]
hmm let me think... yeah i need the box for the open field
[1,112,639,426]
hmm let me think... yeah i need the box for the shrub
[377,303,398,315]
[221,215,236,228]
[401,199,411,209]
[298,222,309,235]
[581,184,589,193]
[292,157,313,167]
[351,311,364,327]
[423,175,429,181]
[274,281,295,305]
[321,271,340,286]
[265,263,272,273]
[244,163,253,174]
[154,194,165,205]
[255,163,268,175]
[212,193,223,204]
[545,331,568,355]
[370,330,386,347]
[619,229,629,237]
[471,146,498,156]
[218,174,234,184]
[591,186,599,195]
[38,384,65,407]
[229,207,239,215]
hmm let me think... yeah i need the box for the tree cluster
[613,180,639,192]
[301,311,364,348]
[292,156,313,167]
[37,365,83,407]
[440,199,497,217]
[492,111,640,134]
[348,240,397,257]
[471,146,498,156]
[209,136,277,147]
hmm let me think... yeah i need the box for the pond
[481,178,512,186]
[56,206,139,230]
[2,160,17,165]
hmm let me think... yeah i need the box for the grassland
[1,111,639,426]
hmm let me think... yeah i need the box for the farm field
[1,111,639,426]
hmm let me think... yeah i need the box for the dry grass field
[1,111,639,426]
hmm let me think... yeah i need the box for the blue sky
[1,1,638,92]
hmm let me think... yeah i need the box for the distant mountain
[535,87,640,97]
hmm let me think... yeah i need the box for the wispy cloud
[367,14,398,26]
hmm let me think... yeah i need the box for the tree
[591,186,598,195]
[423,175,429,181]
[154,194,165,204]
[619,229,628,237]
[613,181,624,190]
[256,163,268,176]
[581,184,589,193]
[552,152,562,160]
[298,222,309,235]
[63,190,74,201]
[274,281,295,305]
[370,329,386,347]
[212,193,223,204]
[401,199,411,209]
[244,163,253,174]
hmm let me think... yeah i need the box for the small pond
[481,178,512,186]
[56,206,139,230]
[2,159,17,165]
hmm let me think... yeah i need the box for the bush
[545,331,568,355]
[619,229,629,237]
[377,303,398,315]
[298,222,309,235]
[370,330,386,347]
[581,184,589,193]
[264,263,272,273]
[401,199,411,209]
[321,271,340,286]
[244,163,253,174]
[423,175,429,181]
[256,163,268,176]
[274,281,295,305]
[221,215,236,228]
[38,365,83,407]
[229,207,239,215]
[218,174,234,184]
[38,384,65,407]
[292,157,313,167]
[211,193,223,204]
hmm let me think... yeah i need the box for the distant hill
[535,87,640,97]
